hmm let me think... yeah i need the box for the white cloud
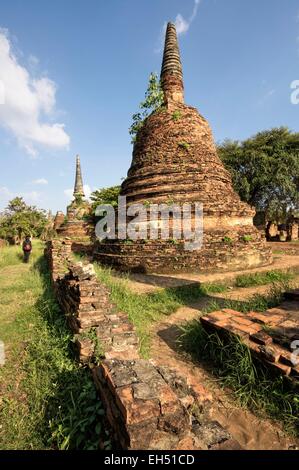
[0,186,41,210]
[28,54,39,66]
[257,88,276,107]
[174,0,201,35]
[32,178,48,185]
[156,1,202,52]
[23,190,40,203]
[0,30,70,156]
[174,14,190,35]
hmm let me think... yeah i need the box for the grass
[235,270,294,288]
[92,261,293,356]
[179,322,299,436]
[94,264,206,358]
[200,282,228,294]
[203,280,290,315]
[0,244,25,269]
[0,241,107,450]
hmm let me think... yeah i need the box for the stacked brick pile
[201,290,299,381]
[55,262,139,363]
[45,239,73,282]
[95,23,272,274]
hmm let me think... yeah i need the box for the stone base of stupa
[94,226,272,274]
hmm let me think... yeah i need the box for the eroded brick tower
[95,23,272,273]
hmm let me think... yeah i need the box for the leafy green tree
[90,186,121,215]
[129,72,164,143]
[218,128,299,222]
[0,197,48,243]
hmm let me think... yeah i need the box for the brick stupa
[95,23,272,273]
[57,155,92,241]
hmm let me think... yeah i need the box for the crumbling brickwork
[96,23,272,274]
[53,211,65,231]
[201,290,299,382]
[46,238,241,450]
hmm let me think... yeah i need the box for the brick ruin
[46,238,242,450]
[56,155,94,252]
[201,292,299,382]
[267,219,299,242]
[53,211,65,231]
[95,22,272,274]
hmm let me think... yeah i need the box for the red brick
[247,311,271,324]
[187,380,213,404]
[209,310,234,321]
[158,385,181,415]
[222,309,243,317]
[267,361,291,376]
[259,345,281,363]
[176,437,197,450]
[279,350,297,367]
[233,316,255,327]
[116,386,160,425]
[250,331,273,346]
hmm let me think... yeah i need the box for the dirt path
[149,283,299,450]
[126,254,299,294]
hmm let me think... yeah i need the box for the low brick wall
[201,292,299,382]
[46,238,241,450]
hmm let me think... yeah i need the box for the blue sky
[0,0,298,213]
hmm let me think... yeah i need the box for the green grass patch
[235,270,294,288]
[0,243,107,450]
[179,322,299,435]
[203,281,289,314]
[94,265,205,358]
[200,282,228,294]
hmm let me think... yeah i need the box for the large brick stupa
[95,23,272,273]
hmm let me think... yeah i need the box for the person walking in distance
[22,236,32,263]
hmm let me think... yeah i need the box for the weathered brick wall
[97,103,272,273]
[53,211,65,231]
[46,238,241,450]
[95,229,271,274]
[201,291,299,382]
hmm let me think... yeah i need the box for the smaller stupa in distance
[57,155,92,241]
[95,23,272,273]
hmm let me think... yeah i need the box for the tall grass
[179,322,299,436]
[235,270,294,288]
[0,244,107,450]
[94,264,205,358]
[204,280,290,314]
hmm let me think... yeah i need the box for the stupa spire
[160,22,184,106]
[73,154,85,198]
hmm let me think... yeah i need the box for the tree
[90,186,121,215]
[0,197,48,243]
[218,128,299,222]
[129,72,164,143]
